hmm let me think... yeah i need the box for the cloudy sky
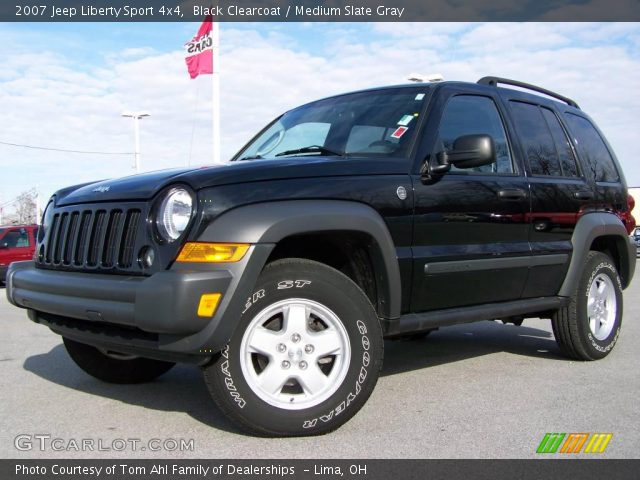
[0,22,639,210]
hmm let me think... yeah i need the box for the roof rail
[477,76,580,109]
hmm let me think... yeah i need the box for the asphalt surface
[1,262,638,459]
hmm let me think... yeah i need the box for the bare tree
[15,191,37,224]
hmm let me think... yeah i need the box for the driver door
[410,89,531,312]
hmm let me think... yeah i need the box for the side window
[435,95,513,174]
[541,108,580,177]
[509,101,562,176]
[564,113,619,182]
[2,229,30,248]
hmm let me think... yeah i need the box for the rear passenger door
[411,87,531,312]
[506,100,588,298]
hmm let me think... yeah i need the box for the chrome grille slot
[63,212,79,265]
[87,211,106,267]
[74,211,92,266]
[102,210,122,268]
[53,212,68,264]
[45,214,59,263]
[119,210,140,268]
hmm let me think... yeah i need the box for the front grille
[40,206,143,272]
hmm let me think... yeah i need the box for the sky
[0,22,639,212]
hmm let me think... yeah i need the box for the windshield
[234,87,429,161]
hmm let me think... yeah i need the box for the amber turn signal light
[197,293,221,317]
[176,243,249,263]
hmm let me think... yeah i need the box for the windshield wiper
[238,154,263,161]
[275,145,344,157]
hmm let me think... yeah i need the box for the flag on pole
[185,16,213,79]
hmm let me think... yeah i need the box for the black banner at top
[3,0,640,22]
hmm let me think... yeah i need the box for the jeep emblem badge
[92,186,110,193]
[396,186,407,200]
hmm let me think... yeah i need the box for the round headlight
[156,188,193,242]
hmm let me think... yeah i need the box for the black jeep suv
[7,77,636,436]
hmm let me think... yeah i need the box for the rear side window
[564,113,619,182]
[540,108,580,177]
[508,102,553,176]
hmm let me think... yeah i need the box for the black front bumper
[6,244,273,362]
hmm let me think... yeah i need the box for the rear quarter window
[564,113,619,183]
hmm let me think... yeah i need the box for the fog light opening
[139,246,156,269]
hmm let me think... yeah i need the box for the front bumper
[6,244,273,361]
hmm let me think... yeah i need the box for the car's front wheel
[203,259,383,436]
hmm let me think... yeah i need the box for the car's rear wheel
[203,259,383,436]
[63,337,175,383]
[552,251,623,360]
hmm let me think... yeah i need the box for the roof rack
[477,76,580,109]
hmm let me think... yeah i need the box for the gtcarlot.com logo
[536,433,612,454]
[14,434,195,452]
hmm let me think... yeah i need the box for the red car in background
[0,225,38,284]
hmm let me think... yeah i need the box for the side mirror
[429,134,497,175]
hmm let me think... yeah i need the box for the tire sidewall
[207,260,383,436]
[576,254,623,359]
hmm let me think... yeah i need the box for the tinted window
[236,88,428,160]
[2,229,30,248]
[564,113,619,182]
[541,108,579,177]
[256,122,330,156]
[510,101,562,176]
[346,125,386,153]
[435,95,513,174]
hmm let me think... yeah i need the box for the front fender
[198,200,402,320]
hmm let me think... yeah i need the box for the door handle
[573,190,594,200]
[497,188,526,201]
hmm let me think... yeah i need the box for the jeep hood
[55,156,408,206]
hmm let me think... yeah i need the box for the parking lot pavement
[1,263,639,459]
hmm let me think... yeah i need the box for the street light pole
[121,111,150,173]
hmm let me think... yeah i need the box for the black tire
[203,259,384,437]
[552,251,623,360]
[63,337,175,384]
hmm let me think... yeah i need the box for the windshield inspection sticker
[397,114,414,126]
[391,126,409,139]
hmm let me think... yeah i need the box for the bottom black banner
[2,459,639,480]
